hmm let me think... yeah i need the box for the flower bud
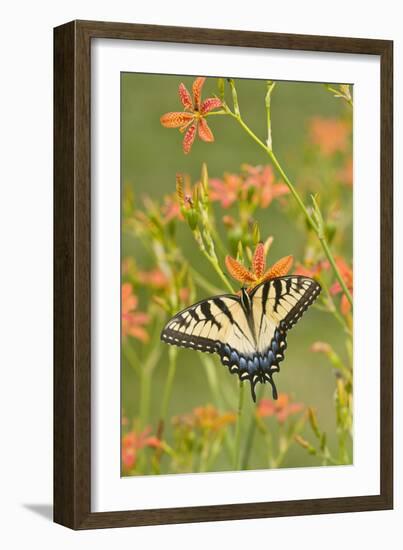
[308,407,320,438]
[217,78,225,100]
[185,208,199,231]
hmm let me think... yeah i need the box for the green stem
[199,354,235,463]
[200,247,235,293]
[139,369,151,427]
[226,108,317,231]
[160,346,178,421]
[122,339,141,376]
[139,345,162,428]
[265,81,276,150]
[222,99,353,308]
[319,276,352,336]
[205,110,228,116]
[233,382,245,470]
[192,228,234,293]
[199,354,223,408]
[189,266,223,296]
[241,384,265,469]
[209,222,228,258]
[320,237,353,306]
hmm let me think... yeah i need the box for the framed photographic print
[54,20,393,529]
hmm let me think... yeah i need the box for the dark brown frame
[54,19,393,530]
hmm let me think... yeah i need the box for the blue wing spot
[230,350,239,364]
[261,355,269,369]
[247,359,257,374]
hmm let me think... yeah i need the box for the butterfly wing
[160,294,256,356]
[246,275,321,398]
[160,276,321,402]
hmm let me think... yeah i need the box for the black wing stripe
[200,301,222,330]
[259,281,271,335]
[261,280,270,315]
[273,278,282,312]
[284,280,321,329]
[161,294,256,351]
[188,308,201,323]
[212,297,235,323]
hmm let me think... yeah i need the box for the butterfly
[160,275,321,402]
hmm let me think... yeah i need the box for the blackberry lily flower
[225,242,293,291]
[160,77,222,154]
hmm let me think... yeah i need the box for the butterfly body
[161,276,321,402]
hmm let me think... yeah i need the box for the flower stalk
[221,80,353,309]
[233,381,245,470]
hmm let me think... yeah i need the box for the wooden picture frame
[54,19,393,529]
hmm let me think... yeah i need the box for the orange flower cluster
[243,164,290,208]
[121,283,150,342]
[309,116,351,156]
[257,393,304,424]
[172,404,236,432]
[209,165,289,210]
[121,427,162,471]
[225,242,293,290]
[294,260,330,279]
[330,257,353,315]
[295,256,353,316]
[136,268,169,290]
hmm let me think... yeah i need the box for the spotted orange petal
[183,123,197,154]
[192,77,206,110]
[160,112,194,128]
[225,255,256,284]
[201,97,222,114]
[198,118,214,142]
[178,83,193,110]
[261,255,293,281]
[252,243,266,279]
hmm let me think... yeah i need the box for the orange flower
[243,164,290,208]
[309,117,350,156]
[172,404,236,433]
[209,173,243,208]
[160,194,182,223]
[160,77,222,154]
[137,268,169,290]
[121,283,150,341]
[179,287,190,304]
[330,257,353,315]
[294,260,330,279]
[193,405,236,431]
[122,427,163,471]
[225,241,293,290]
[257,393,304,423]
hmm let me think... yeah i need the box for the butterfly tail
[265,374,278,400]
[249,380,257,403]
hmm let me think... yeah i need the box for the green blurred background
[121,73,352,471]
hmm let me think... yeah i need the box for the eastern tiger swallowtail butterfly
[161,275,321,402]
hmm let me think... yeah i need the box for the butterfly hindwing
[161,276,321,402]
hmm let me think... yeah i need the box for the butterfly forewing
[161,295,255,355]
[251,275,321,340]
